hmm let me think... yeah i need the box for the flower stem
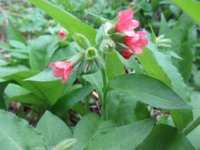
[183,115,200,135]
[101,68,107,120]
[69,52,84,65]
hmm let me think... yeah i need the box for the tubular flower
[120,49,133,59]
[49,61,73,83]
[58,30,67,39]
[115,9,139,36]
[124,31,148,54]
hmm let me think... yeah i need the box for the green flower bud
[75,33,91,49]
[85,47,98,60]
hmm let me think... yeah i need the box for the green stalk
[101,68,107,120]
[183,115,200,135]
[69,52,84,65]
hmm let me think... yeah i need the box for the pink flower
[115,9,139,36]
[49,61,73,83]
[58,30,67,39]
[124,31,148,54]
[120,49,133,59]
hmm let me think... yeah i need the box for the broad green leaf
[138,42,188,101]
[137,42,192,130]
[4,21,25,43]
[73,114,116,150]
[0,65,28,79]
[82,71,103,95]
[25,68,58,82]
[29,35,59,70]
[136,124,195,150]
[4,83,44,105]
[159,13,170,35]
[170,109,193,131]
[72,103,90,116]
[51,43,77,61]
[173,0,200,25]
[109,74,190,110]
[0,109,47,150]
[29,0,96,44]
[51,86,93,116]
[167,14,196,82]
[105,50,125,80]
[84,119,154,150]
[4,71,64,106]
[107,90,150,124]
[37,111,72,148]
[26,68,77,87]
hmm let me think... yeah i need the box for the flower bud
[58,29,67,39]
[75,33,91,49]
[85,47,98,60]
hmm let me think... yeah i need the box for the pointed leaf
[109,74,190,110]
[37,111,72,148]
[136,124,195,150]
[0,109,47,150]
[84,119,154,150]
[29,0,96,44]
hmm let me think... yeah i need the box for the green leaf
[109,74,190,110]
[51,86,93,117]
[73,114,116,150]
[51,43,77,61]
[0,66,28,79]
[105,50,125,80]
[37,111,72,148]
[170,109,193,131]
[84,119,154,150]
[82,71,103,95]
[25,68,59,82]
[166,14,196,82]
[107,90,150,124]
[136,124,195,150]
[4,21,25,43]
[137,42,192,130]
[173,0,200,25]
[75,33,91,49]
[0,109,47,150]
[29,35,58,70]
[159,13,170,35]
[29,0,96,44]
[9,40,26,50]
[5,71,64,106]
[4,83,44,105]
[137,42,189,101]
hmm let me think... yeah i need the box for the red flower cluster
[115,9,148,59]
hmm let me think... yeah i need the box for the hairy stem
[183,115,200,135]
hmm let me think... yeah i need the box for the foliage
[0,0,200,149]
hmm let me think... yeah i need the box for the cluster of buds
[115,9,148,59]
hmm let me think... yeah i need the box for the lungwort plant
[0,0,200,150]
